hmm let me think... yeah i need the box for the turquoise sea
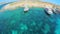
[0,4,60,34]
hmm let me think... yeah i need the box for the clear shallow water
[0,3,10,9]
[0,7,60,34]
